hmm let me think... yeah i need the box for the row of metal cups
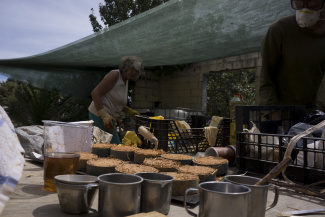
[185,175,279,217]
[54,173,279,217]
[54,172,174,216]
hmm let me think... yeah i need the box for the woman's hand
[127,108,140,116]
[98,108,116,132]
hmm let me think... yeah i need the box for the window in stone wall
[206,68,256,118]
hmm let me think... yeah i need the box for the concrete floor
[1,158,325,217]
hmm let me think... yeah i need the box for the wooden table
[2,158,325,217]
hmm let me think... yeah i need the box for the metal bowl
[54,174,98,185]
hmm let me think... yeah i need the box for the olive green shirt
[259,15,325,113]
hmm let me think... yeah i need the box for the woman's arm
[91,70,119,112]
[91,70,119,131]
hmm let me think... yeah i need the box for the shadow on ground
[32,204,98,217]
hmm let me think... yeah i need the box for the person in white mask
[258,0,325,114]
[88,56,142,144]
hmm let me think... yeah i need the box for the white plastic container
[42,120,93,192]
[43,120,94,156]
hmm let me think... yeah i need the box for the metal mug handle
[83,183,99,210]
[266,184,279,211]
[184,188,199,217]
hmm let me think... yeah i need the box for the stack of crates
[135,115,232,153]
[215,118,232,147]
[135,116,209,153]
[185,115,211,128]
[235,105,325,185]
[185,115,231,147]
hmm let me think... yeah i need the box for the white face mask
[296,8,323,28]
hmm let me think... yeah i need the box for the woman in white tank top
[88,56,143,144]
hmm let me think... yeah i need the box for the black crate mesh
[237,132,325,185]
[215,118,231,147]
[234,106,325,185]
[135,116,211,153]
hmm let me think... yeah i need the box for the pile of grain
[162,153,193,160]
[115,164,159,174]
[161,153,193,165]
[92,143,117,157]
[143,157,181,172]
[87,158,124,167]
[87,158,125,176]
[110,145,140,161]
[193,156,229,175]
[162,172,199,196]
[193,156,228,165]
[178,165,216,176]
[178,165,217,183]
[92,143,117,149]
[74,152,98,171]
[133,149,165,164]
[112,146,138,151]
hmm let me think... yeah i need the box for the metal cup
[98,173,143,217]
[54,180,98,214]
[185,181,251,217]
[224,175,279,217]
[135,172,174,214]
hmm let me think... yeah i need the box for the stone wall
[131,71,160,109]
[132,52,262,111]
[132,51,325,112]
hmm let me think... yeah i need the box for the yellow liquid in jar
[43,153,79,192]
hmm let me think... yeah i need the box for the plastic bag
[299,110,325,125]
[244,121,279,161]
[284,110,324,148]
[285,122,320,148]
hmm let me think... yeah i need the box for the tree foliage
[89,0,169,32]
[0,80,91,127]
[206,69,256,118]
[89,8,103,32]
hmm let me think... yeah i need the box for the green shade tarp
[0,0,293,97]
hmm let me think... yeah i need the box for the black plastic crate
[215,118,231,147]
[185,115,211,128]
[135,116,210,153]
[185,115,231,147]
[233,105,325,185]
[237,132,325,185]
[235,105,306,134]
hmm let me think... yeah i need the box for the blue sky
[0,0,104,81]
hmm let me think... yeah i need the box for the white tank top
[88,70,128,119]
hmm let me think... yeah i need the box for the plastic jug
[229,94,244,146]
[229,94,244,121]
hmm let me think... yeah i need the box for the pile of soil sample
[74,152,98,171]
[86,158,125,176]
[92,143,117,157]
[133,149,165,164]
[115,163,159,174]
[193,156,228,175]
[162,172,199,196]
[110,145,139,161]
[161,153,194,165]
[178,165,217,183]
[143,157,181,172]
